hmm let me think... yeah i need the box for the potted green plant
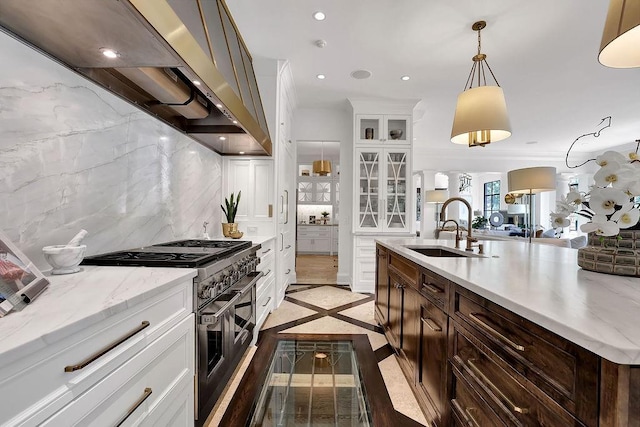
[471,216,488,229]
[221,191,241,237]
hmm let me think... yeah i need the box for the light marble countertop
[0,266,196,366]
[377,237,640,365]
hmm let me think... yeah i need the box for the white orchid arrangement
[552,150,640,237]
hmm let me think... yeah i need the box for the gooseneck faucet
[440,197,478,252]
[440,219,461,249]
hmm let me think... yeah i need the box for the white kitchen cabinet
[256,238,276,333]
[297,225,331,254]
[355,147,411,233]
[0,274,194,427]
[331,225,339,255]
[297,178,333,204]
[356,114,411,144]
[224,158,273,223]
[40,314,194,427]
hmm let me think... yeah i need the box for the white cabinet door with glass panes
[356,114,411,144]
[297,179,332,204]
[355,148,410,232]
[484,180,501,216]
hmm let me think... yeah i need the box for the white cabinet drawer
[356,246,376,257]
[298,229,331,238]
[257,239,275,258]
[1,281,192,426]
[256,276,275,321]
[41,314,194,427]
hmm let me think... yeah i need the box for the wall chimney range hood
[0,0,272,156]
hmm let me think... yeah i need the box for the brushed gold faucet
[440,219,461,249]
[440,197,479,252]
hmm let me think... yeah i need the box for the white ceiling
[227,1,640,160]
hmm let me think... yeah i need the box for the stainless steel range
[81,239,263,424]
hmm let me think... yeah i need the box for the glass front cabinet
[355,114,411,144]
[355,148,411,232]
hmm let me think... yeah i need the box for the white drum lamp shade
[599,0,640,68]
[425,189,450,203]
[507,204,527,214]
[508,167,557,194]
[451,86,512,146]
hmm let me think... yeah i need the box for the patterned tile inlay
[281,316,388,350]
[338,300,377,326]
[260,300,317,330]
[379,356,428,425]
[287,285,369,310]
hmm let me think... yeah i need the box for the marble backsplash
[0,31,222,270]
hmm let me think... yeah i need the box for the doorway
[295,140,340,285]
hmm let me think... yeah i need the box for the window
[484,180,501,216]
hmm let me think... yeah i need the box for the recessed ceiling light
[313,11,326,21]
[193,80,201,86]
[314,39,327,48]
[316,74,326,80]
[215,103,223,108]
[401,75,410,81]
[239,151,245,155]
[219,136,226,141]
[100,48,119,59]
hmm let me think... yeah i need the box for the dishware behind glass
[365,128,374,139]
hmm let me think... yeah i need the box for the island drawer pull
[115,387,152,427]
[285,245,292,249]
[261,248,272,255]
[285,269,291,274]
[64,321,150,372]
[262,297,272,307]
[469,313,525,352]
[423,283,442,294]
[467,358,529,414]
[451,399,480,427]
[264,269,271,276]
[421,317,442,332]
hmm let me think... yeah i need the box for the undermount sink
[405,247,470,258]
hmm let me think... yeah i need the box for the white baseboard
[337,272,350,285]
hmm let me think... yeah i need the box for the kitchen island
[0,266,196,426]
[376,237,639,427]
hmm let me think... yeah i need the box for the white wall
[0,31,223,270]
[293,107,352,283]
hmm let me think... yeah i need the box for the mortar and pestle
[42,230,88,274]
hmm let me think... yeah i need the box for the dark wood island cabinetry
[375,242,640,427]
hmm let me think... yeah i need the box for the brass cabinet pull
[451,399,480,427]
[421,317,442,332]
[467,359,529,415]
[469,313,525,352]
[115,387,152,427]
[64,321,150,372]
[423,283,442,294]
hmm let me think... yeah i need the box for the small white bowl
[42,245,86,275]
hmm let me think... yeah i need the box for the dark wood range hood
[0,0,272,156]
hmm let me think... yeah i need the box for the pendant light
[451,21,511,147]
[312,141,332,176]
[599,0,640,68]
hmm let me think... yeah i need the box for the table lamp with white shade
[425,189,450,233]
[508,167,557,242]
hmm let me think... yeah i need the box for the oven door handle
[229,271,264,295]
[199,294,241,324]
